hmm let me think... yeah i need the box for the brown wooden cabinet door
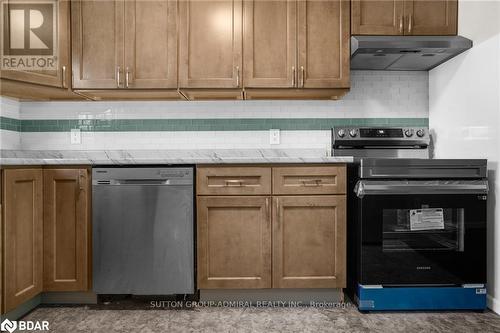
[0,0,71,87]
[71,0,124,89]
[179,0,243,88]
[351,0,405,35]
[297,0,349,88]
[43,169,89,292]
[197,196,271,288]
[243,0,297,88]
[404,0,457,35]
[273,196,346,288]
[3,169,43,312]
[124,0,178,88]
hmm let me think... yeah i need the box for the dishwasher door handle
[117,179,169,185]
[93,179,193,186]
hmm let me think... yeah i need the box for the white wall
[429,0,500,312]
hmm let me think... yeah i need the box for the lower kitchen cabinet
[197,196,272,289]
[43,169,90,291]
[272,196,346,288]
[2,169,44,313]
[1,167,90,313]
[196,165,347,290]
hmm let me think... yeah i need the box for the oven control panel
[332,127,429,142]
[332,127,430,158]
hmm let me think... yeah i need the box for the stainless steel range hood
[351,36,472,71]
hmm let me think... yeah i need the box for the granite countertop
[0,149,353,165]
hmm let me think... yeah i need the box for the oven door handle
[355,180,489,198]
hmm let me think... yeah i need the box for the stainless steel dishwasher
[92,167,194,295]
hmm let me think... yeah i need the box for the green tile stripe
[1,117,428,132]
[0,116,21,131]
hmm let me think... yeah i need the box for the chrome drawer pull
[301,179,322,187]
[225,179,245,187]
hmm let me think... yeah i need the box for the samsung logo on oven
[416,266,432,270]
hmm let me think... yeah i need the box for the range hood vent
[351,36,473,71]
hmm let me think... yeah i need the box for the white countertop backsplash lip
[0,149,353,165]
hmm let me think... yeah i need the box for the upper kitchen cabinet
[297,0,349,88]
[404,0,457,35]
[124,0,178,88]
[0,0,71,88]
[351,0,457,36]
[179,0,243,89]
[351,0,405,35]
[243,0,296,88]
[71,0,124,89]
[72,0,178,90]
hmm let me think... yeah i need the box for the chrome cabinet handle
[116,66,122,88]
[265,197,270,220]
[292,66,296,87]
[236,66,240,87]
[225,179,245,187]
[399,15,403,34]
[275,198,280,227]
[125,67,130,88]
[79,172,85,191]
[77,170,85,196]
[301,179,322,187]
[408,14,413,34]
[300,66,305,88]
[62,65,67,88]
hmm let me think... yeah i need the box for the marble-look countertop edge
[0,157,353,165]
[0,150,354,166]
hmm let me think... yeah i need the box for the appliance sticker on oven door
[409,208,445,231]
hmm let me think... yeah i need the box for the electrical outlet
[71,128,81,144]
[270,129,280,145]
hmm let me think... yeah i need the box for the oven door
[356,180,488,286]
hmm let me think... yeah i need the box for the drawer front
[272,165,346,195]
[197,166,272,195]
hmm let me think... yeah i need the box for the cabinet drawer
[272,165,346,195]
[197,166,272,195]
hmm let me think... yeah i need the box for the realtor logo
[0,319,17,333]
[1,0,57,70]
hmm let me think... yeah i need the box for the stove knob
[416,129,425,137]
[337,129,346,138]
[349,129,358,138]
[404,129,414,137]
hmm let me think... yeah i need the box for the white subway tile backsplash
[20,131,330,151]
[2,71,429,151]
[0,96,20,118]
[0,129,21,149]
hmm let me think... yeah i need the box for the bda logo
[0,319,17,333]
[0,318,49,332]
[1,0,57,70]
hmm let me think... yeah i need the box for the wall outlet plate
[270,129,280,145]
[71,128,81,144]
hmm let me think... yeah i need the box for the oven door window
[360,194,486,286]
[383,208,464,252]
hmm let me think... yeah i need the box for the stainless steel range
[333,126,489,312]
